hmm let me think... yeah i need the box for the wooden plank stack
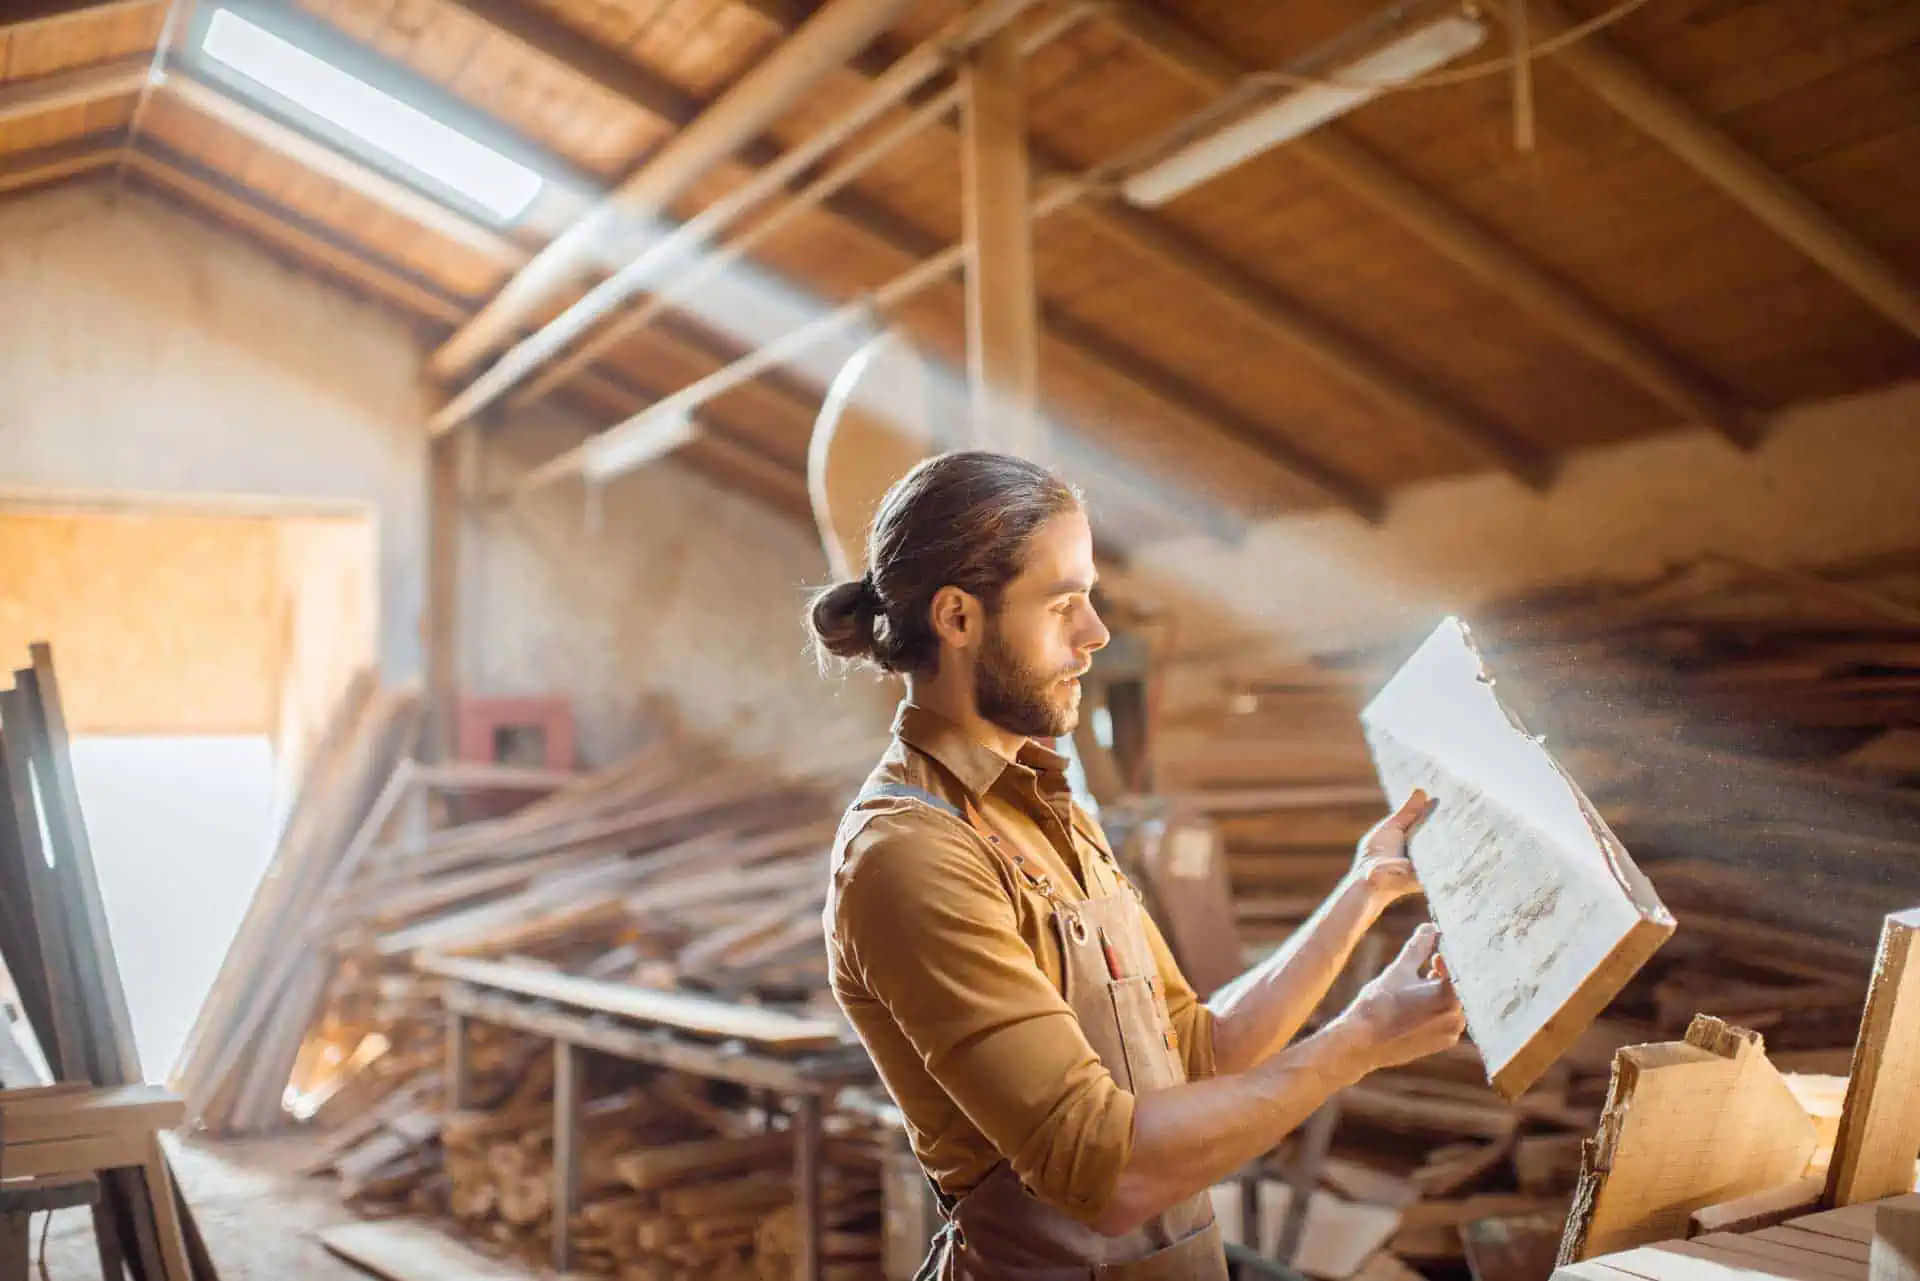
[1153,552,1920,1276]
[0,642,219,1281]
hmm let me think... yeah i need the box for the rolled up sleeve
[834,823,1133,1223]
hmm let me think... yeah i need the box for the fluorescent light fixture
[1121,13,1487,208]
[202,8,542,221]
[581,409,699,482]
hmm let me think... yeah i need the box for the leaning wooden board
[1361,618,1675,1098]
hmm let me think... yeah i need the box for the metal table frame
[440,981,872,1280]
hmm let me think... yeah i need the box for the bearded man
[810,451,1465,1280]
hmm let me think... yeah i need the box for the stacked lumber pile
[1156,552,1920,1277]
[175,695,879,1136]
[0,643,218,1281]
[431,1079,884,1278]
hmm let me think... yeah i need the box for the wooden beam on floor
[1097,0,1758,450]
[960,29,1040,457]
[0,55,148,124]
[1826,907,1920,1208]
[1522,0,1920,341]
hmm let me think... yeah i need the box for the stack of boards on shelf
[0,642,217,1281]
[166,673,888,1278]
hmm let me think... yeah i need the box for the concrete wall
[1111,381,1920,663]
[0,182,897,765]
[0,183,428,682]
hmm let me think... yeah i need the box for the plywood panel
[0,511,280,735]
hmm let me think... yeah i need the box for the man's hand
[1330,923,1466,1073]
[1352,788,1434,909]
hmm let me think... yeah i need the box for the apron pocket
[1106,976,1179,1095]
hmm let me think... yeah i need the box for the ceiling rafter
[423,0,1388,517]
[429,0,922,379]
[1096,0,1760,450]
[0,55,149,124]
[0,0,148,36]
[1518,0,1920,341]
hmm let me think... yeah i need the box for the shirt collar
[892,702,1071,799]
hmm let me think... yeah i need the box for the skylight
[201,8,542,221]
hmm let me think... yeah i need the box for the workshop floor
[29,1134,450,1281]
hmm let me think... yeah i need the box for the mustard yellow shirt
[826,703,1217,1224]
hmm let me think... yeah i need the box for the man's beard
[975,619,1080,740]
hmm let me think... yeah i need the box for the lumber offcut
[1560,1016,1817,1263]
[1827,908,1920,1207]
[1361,617,1675,1098]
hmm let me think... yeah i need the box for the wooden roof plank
[0,128,119,194]
[1098,0,1759,450]
[1523,0,1920,341]
[0,54,146,123]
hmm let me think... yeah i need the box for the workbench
[438,978,875,1280]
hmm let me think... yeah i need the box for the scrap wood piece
[1826,908,1920,1207]
[1361,618,1675,1100]
[1560,1015,1818,1264]
[319,1219,534,1280]
[414,954,843,1050]
[1689,1176,1826,1237]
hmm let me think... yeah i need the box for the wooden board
[319,1219,536,1281]
[414,954,844,1050]
[1562,1016,1817,1263]
[1827,909,1920,1207]
[1361,617,1675,1098]
[1690,1176,1825,1237]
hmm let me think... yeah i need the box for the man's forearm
[1091,1024,1368,1237]
[1207,875,1379,1075]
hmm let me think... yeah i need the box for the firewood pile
[1155,551,1920,1275]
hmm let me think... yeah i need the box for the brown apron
[856,784,1228,1281]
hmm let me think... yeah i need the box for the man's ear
[928,585,982,652]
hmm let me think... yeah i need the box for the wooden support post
[960,28,1039,459]
[445,1011,470,1111]
[793,1092,824,1281]
[1826,907,1920,1207]
[424,432,462,765]
[552,1039,581,1274]
[142,1138,194,1281]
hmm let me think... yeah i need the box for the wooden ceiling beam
[415,0,1378,516]
[1071,190,1553,487]
[1521,0,1920,341]
[430,0,919,381]
[708,0,1431,503]
[0,0,149,36]
[0,132,123,196]
[432,0,700,129]
[1098,0,1758,450]
[0,55,148,125]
